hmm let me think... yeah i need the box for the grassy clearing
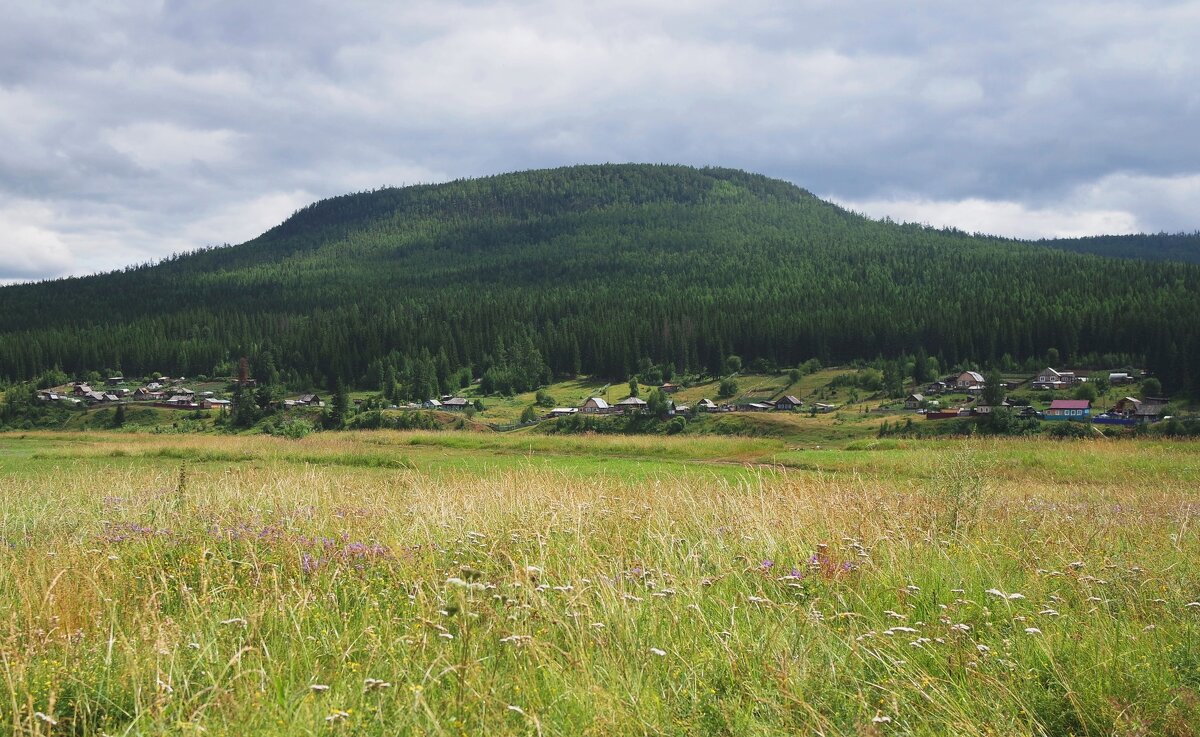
[1,433,1199,735]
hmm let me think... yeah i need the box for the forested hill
[1038,232,1200,264]
[1,164,1198,397]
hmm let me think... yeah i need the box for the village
[31,363,1173,430]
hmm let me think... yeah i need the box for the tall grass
[0,434,1198,735]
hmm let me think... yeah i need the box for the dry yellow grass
[1,433,1198,735]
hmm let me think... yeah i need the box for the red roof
[1050,399,1091,410]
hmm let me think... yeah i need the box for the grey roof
[617,396,647,405]
[442,397,470,406]
[584,397,609,408]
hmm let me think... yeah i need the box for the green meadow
[2,431,1199,735]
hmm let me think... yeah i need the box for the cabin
[581,397,611,414]
[925,381,948,394]
[955,371,984,390]
[1133,402,1167,423]
[1108,372,1134,385]
[441,397,471,411]
[548,407,578,417]
[1032,367,1078,390]
[1045,399,1091,421]
[105,376,124,386]
[904,393,925,410]
[616,396,648,414]
[297,394,323,406]
[202,398,231,409]
[810,402,837,413]
[73,383,93,397]
[660,383,680,394]
[697,398,717,412]
[421,398,442,409]
[775,395,802,411]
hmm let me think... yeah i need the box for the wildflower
[1024,627,1042,635]
[499,635,532,644]
[301,553,320,574]
[325,710,350,724]
[445,577,485,591]
[1039,609,1060,617]
[905,584,920,593]
[220,617,247,627]
[507,705,526,715]
[363,678,391,692]
[950,623,971,633]
[872,714,892,723]
[976,644,990,653]
[759,559,775,572]
[747,595,772,604]
[311,684,331,693]
[985,589,1024,601]
[438,632,454,640]
[35,713,57,726]
[157,678,174,693]
[649,647,667,657]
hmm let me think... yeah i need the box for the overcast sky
[2,1,1199,281]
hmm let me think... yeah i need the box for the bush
[718,378,738,398]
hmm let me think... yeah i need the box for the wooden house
[581,397,611,413]
[1045,399,1091,421]
[697,398,717,412]
[904,393,924,409]
[616,396,648,414]
[955,371,984,390]
[775,395,802,411]
[441,397,471,410]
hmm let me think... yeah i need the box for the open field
[2,431,1199,735]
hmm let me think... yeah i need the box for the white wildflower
[649,647,667,657]
[1024,627,1042,635]
[34,713,57,726]
[363,678,391,692]
[311,684,331,693]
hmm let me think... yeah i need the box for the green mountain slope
[1,164,1198,396]
[1039,233,1200,264]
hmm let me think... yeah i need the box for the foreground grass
[1,433,1199,735]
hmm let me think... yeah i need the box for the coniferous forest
[1,164,1198,397]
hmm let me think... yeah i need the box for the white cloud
[832,195,1139,239]
[103,122,244,171]
[833,171,1200,239]
[0,201,75,279]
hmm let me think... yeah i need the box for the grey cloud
[0,0,1198,281]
